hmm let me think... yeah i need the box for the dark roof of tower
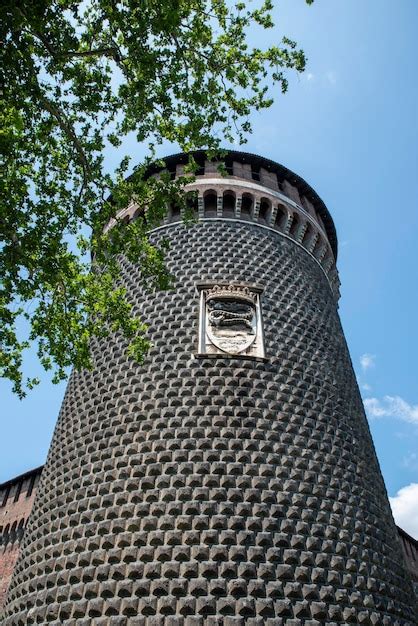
[145,149,338,259]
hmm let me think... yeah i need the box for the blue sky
[1,1,417,536]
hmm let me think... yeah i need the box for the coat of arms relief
[197,283,265,358]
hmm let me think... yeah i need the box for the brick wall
[397,526,418,596]
[0,466,43,607]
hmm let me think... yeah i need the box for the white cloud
[363,397,387,417]
[364,395,418,425]
[389,483,418,539]
[362,383,372,392]
[360,353,375,371]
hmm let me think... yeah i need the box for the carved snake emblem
[208,302,254,332]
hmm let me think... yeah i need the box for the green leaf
[0,0,312,395]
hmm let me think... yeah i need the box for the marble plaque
[197,283,265,358]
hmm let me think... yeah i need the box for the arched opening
[10,521,17,543]
[17,518,25,541]
[3,525,9,547]
[131,207,143,222]
[204,190,217,217]
[169,202,181,222]
[185,192,198,219]
[2,487,10,507]
[275,204,287,230]
[289,213,300,239]
[321,250,331,267]
[259,198,271,224]
[223,191,236,217]
[301,223,313,246]
[312,235,323,257]
[241,193,253,220]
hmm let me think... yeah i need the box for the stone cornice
[185,178,329,241]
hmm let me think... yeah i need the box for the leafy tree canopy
[1,0,313,396]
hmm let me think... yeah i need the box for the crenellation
[282,179,302,206]
[204,160,220,175]
[300,195,316,218]
[232,161,252,180]
[176,164,185,178]
[259,167,279,191]
[108,152,338,268]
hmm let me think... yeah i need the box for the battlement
[110,151,341,300]
[145,150,338,260]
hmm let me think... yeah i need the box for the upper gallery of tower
[108,150,340,300]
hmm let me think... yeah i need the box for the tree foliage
[1,0,312,396]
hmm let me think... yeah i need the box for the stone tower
[3,151,416,624]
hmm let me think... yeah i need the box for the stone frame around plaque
[196,282,265,359]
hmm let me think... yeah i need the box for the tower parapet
[111,151,341,300]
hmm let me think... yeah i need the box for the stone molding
[185,178,326,236]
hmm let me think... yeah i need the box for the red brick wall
[0,467,42,607]
[0,544,20,607]
[397,526,418,584]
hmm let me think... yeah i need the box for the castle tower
[3,151,416,624]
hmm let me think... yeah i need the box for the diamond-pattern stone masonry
[2,219,416,624]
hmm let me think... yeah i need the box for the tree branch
[37,93,92,178]
[17,6,121,62]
